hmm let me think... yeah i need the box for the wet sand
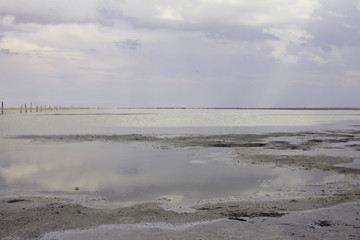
[1,129,360,239]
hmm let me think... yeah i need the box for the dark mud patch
[228,212,285,220]
[314,220,332,227]
[6,199,31,204]
[265,141,302,150]
[11,134,159,144]
[347,144,360,151]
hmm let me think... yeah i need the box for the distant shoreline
[2,107,360,110]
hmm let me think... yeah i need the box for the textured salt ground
[1,184,359,240]
[40,201,360,240]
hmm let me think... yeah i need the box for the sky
[1,0,360,108]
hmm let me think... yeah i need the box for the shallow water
[0,138,330,205]
[1,108,360,135]
[0,109,359,205]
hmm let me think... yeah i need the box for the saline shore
[1,129,360,239]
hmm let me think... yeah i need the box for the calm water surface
[1,108,360,135]
[0,139,330,204]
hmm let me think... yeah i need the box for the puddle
[0,139,331,206]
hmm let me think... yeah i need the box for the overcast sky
[1,0,360,108]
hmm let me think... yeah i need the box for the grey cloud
[0,0,129,26]
[5,12,99,25]
[114,39,142,50]
[307,1,360,50]
[0,48,9,54]
[97,7,128,21]
[12,9,127,26]
[0,8,112,26]
[205,26,279,42]
[0,48,17,55]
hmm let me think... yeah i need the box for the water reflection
[0,139,329,204]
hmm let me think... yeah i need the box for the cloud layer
[1,0,360,107]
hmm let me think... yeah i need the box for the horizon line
[2,107,360,110]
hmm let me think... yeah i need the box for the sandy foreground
[1,129,360,239]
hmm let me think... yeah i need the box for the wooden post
[20,104,23,113]
[25,103,27,113]
[1,101,3,114]
[36,105,38,112]
[30,102,32,112]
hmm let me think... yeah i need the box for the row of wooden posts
[19,102,62,113]
[0,102,62,114]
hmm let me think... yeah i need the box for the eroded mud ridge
[15,128,360,150]
[3,129,360,239]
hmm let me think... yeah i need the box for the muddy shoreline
[1,129,360,239]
